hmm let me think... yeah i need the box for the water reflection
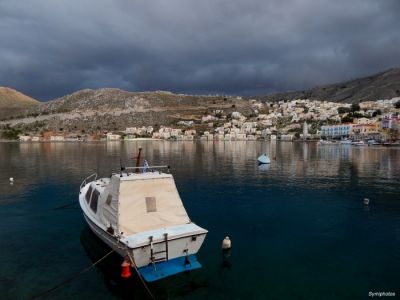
[258,164,270,172]
[80,226,147,299]
[0,141,399,200]
[1,141,399,299]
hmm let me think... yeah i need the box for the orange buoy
[121,259,131,279]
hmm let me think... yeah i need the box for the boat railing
[124,165,170,173]
[80,173,98,190]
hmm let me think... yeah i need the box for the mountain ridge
[1,89,251,132]
[0,87,39,120]
[1,67,400,132]
[256,67,400,103]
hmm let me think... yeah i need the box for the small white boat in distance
[353,140,367,147]
[258,153,271,164]
[339,139,353,145]
[318,139,335,145]
[79,158,207,282]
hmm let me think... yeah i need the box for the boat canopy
[114,174,190,235]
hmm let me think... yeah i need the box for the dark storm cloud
[0,0,399,100]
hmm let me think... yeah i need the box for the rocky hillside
[257,68,400,103]
[2,89,251,132]
[0,87,39,120]
[2,67,400,133]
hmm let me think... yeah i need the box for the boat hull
[83,212,207,267]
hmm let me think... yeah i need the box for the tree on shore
[338,107,351,114]
[372,109,382,117]
[341,115,354,123]
[351,103,361,112]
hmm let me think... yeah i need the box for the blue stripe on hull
[139,255,201,282]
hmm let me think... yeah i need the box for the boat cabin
[82,171,191,238]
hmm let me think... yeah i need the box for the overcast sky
[1,0,400,100]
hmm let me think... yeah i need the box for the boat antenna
[135,147,142,173]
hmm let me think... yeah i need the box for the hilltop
[2,89,251,132]
[0,87,39,120]
[257,68,400,103]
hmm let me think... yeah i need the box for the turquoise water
[0,141,399,299]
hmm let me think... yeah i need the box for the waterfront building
[106,133,121,141]
[19,135,31,142]
[181,135,194,141]
[381,115,400,140]
[381,115,399,129]
[236,133,246,141]
[125,127,137,134]
[280,134,294,141]
[160,132,171,139]
[184,129,197,136]
[170,129,182,138]
[320,124,353,138]
[152,132,161,139]
[351,124,380,141]
[50,135,65,141]
[224,134,232,141]
[215,134,224,141]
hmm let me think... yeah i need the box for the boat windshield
[85,186,93,203]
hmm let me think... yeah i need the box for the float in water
[257,154,271,164]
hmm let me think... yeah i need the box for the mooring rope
[28,249,115,300]
[126,251,155,300]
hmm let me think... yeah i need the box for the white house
[106,133,121,141]
[19,135,31,142]
[50,135,65,141]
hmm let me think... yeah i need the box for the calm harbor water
[0,141,399,300]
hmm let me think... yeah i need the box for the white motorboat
[383,141,400,147]
[367,140,382,146]
[353,141,367,147]
[318,139,335,145]
[339,139,353,145]
[257,153,271,164]
[78,154,207,282]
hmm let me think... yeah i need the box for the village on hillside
[11,97,400,143]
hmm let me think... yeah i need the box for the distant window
[146,197,157,212]
[85,186,93,203]
[106,195,112,206]
[90,190,100,213]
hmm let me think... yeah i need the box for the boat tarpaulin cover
[118,176,190,235]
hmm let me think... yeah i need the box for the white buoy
[363,198,370,206]
[9,177,14,183]
[222,236,231,250]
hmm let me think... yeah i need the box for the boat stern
[122,223,207,281]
